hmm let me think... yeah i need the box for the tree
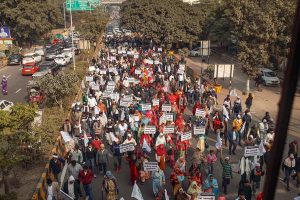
[120,0,206,48]
[0,104,37,194]
[209,0,297,92]
[0,0,63,45]
[37,72,79,109]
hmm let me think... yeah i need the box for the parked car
[0,100,14,111]
[54,53,71,66]
[21,63,40,76]
[45,48,61,60]
[62,48,74,59]
[22,53,42,65]
[34,46,45,56]
[189,47,202,57]
[8,54,22,65]
[259,68,280,86]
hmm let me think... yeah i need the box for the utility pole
[69,0,76,71]
[63,2,66,29]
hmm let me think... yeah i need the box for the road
[0,65,31,103]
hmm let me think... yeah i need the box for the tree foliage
[0,0,63,45]
[210,0,297,76]
[73,7,109,42]
[37,72,79,108]
[120,0,208,45]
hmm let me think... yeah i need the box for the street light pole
[69,0,76,71]
[63,2,66,29]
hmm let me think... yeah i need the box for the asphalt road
[0,64,31,103]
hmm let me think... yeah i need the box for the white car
[22,53,42,65]
[34,47,45,56]
[0,100,14,111]
[62,48,74,59]
[54,54,71,66]
[259,68,280,86]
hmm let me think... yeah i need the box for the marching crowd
[46,34,300,200]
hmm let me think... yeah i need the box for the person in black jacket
[85,142,97,177]
[295,156,300,187]
[63,175,81,200]
[250,163,264,195]
[49,153,65,182]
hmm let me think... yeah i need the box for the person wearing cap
[78,165,94,200]
[220,156,232,195]
[67,159,83,197]
[49,153,65,182]
[102,171,118,200]
[63,175,81,200]
[96,144,109,175]
[282,153,296,191]
[250,163,264,194]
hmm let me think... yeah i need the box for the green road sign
[66,0,101,11]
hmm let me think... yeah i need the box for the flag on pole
[84,132,89,147]
[164,189,169,200]
[142,139,151,153]
[131,181,144,200]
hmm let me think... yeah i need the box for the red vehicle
[28,88,44,104]
[21,63,40,76]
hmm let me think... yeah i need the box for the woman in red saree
[128,154,139,185]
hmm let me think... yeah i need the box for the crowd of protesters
[46,32,300,200]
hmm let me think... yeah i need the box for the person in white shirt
[118,120,128,137]
[87,94,97,108]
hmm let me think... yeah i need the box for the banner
[120,100,130,107]
[0,26,11,38]
[194,126,206,135]
[197,193,215,200]
[107,81,115,86]
[162,104,171,112]
[195,109,206,117]
[91,85,99,91]
[108,67,116,72]
[127,77,136,83]
[100,69,107,75]
[120,143,135,153]
[85,76,93,82]
[141,104,152,111]
[143,162,158,171]
[244,146,259,157]
[163,126,175,134]
[144,126,156,134]
[106,85,115,92]
[165,113,173,121]
[181,132,192,141]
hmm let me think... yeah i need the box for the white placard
[122,95,133,102]
[134,54,139,59]
[118,50,123,54]
[163,126,175,134]
[142,104,152,111]
[214,64,234,78]
[162,104,172,112]
[195,109,206,117]
[91,85,99,91]
[147,59,154,64]
[144,162,159,172]
[127,51,132,55]
[110,93,118,100]
[179,64,185,71]
[120,100,130,107]
[106,85,115,91]
[85,76,93,82]
[120,143,135,153]
[110,49,116,53]
[144,126,156,134]
[181,132,192,141]
[152,99,160,106]
[88,66,95,72]
[110,56,116,61]
[107,81,115,86]
[194,126,206,135]
[244,146,259,157]
[100,69,107,75]
[102,91,111,98]
[197,193,215,200]
[158,48,162,52]
[127,77,136,83]
[165,113,173,121]
[135,69,141,75]
[154,60,160,64]
[108,67,116,72]
[60,131,72,143]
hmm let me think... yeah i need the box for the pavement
[0,65,31,103]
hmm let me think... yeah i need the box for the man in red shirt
[78,165,94,200]
[91,135,102,151]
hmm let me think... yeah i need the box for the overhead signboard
[213,64,234,79]
[66,0,100,11]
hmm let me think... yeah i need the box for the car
[54,54,71,66]
[21,63,40,76]
[189,47,202,57]
[8,54,22,65]
[22,53,42,65]
[62,48,74,59]
[39,61,61,76]
[34,46,45,56]
[45,48,61,60]
[0,100,14,111]
[259,68,280,86]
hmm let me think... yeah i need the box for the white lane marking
[19,68,22,71]
[6,75,11,79]
[15,88,22,93]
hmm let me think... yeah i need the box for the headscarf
[187,181,201,195]
[105,171,116,180]
[203,174,218,190]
